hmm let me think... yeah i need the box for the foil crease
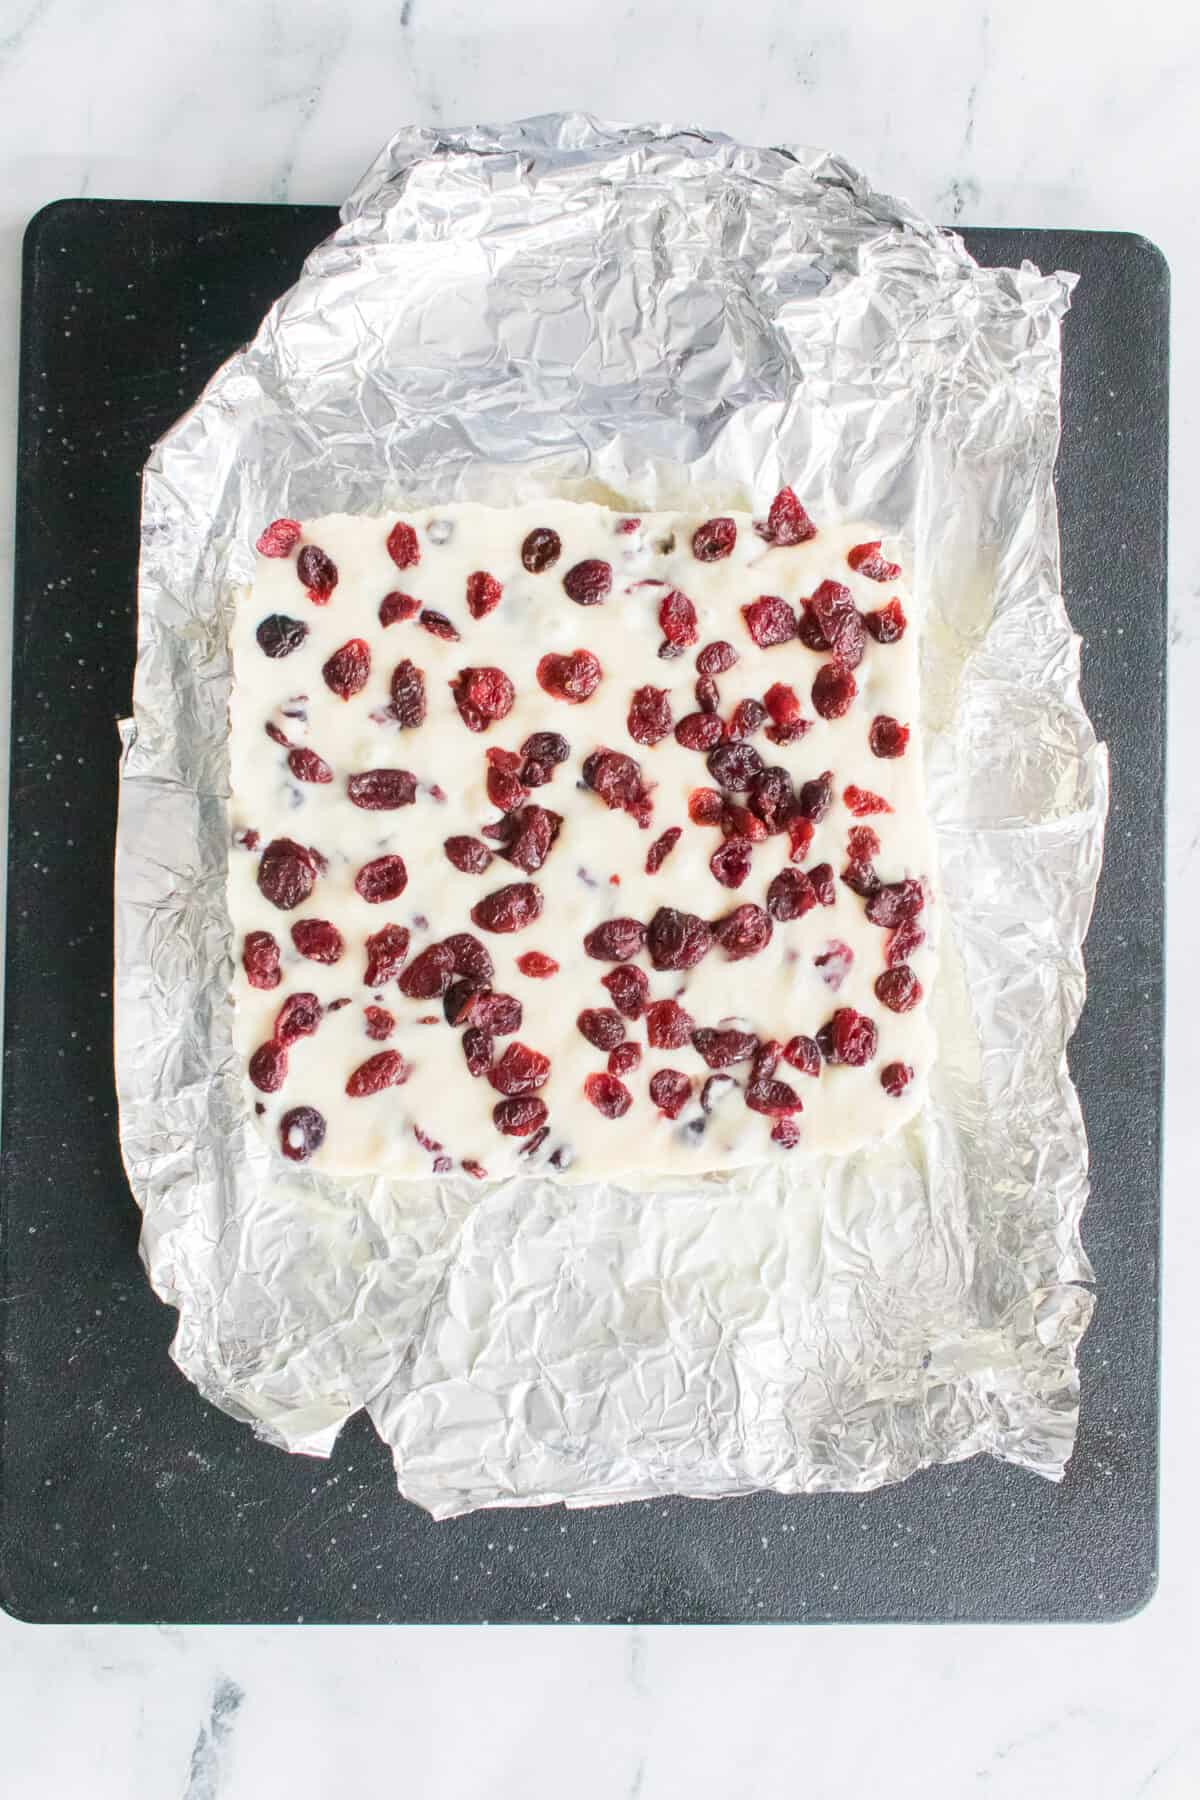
[116,116,1105,1517]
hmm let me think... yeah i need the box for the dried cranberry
[812,664,856,719]
[783,1035,821,1077]
[249,1040,288,1092]
[649,1068,691,1118]
[283,747,329,785]
[692,517,736,562]
[772,1116,802,1148]
[712,903,773,961]
[471,882,543,933]
[767,867,816,921]
[659,589,699,650]
[379,591,420,627]
[742,596,796,648]
[844,784,892,816]
[697,640,738,675]
[763,682,802,727]
[766,720,809,747]
[466,570,502,619]
[395,943,452,1000]
[446,929,496,982]
[809,863,836,906]
[869,715,910,759]
[275,992,322,1046]
[242,930,282,990]
[676,712,724,752]
[517,951,559,979]
[865,880,925,928]
[355,855,407,904]
[390,659,426,728]
[647,907,712,971]
[584,917,647,961]
[721,804,768,843]
[364,923,410,987]
[486,761,528,814]
[701,1074,735,1113]
[323,639,370,701]
[461,1159,489,1180]
[279,1105,326,1162]
[347,768,417,810]
[257,838,320,911]
[256,518,302,558]
[728,698,768,742]
[841,857,880,900]
[627,686,673,746]
[880,1061,913,1097]
[706,740,764,792]
[472,991,523,1036]
[695,674,721,714]
[601,963,648,1019]
[265,721,291,748]
[829,1007,878,1066]
[688,787,724,826]
[795,603,829,653]
[578,1007,626,1051]
[810,580,865,671]
[584,1072,632,1117]
[489,1041,551,1096]
[756,486,816,547]
[608,1042,641,1076]
[563,559,612,605]
[445,835,493,874]
[745,1077,801,1117]
[521,527,562,573]
[582,748,646,813]
[235,829,260,851]
[537,649,603,704]
[710,838,753,888]
[463,1027,493,1076]
[256,614,308,658]
[747,765,793,833]
[442,978,482,1026]
[692,1027,757,1069]
[814,941,854,991]
[866,598,907,643]
[505,806,563,874]
[290,918,343,964]
[451,666,515,732]
[875,965,923,1012]
[493,1096,549,1136]
[413,1124,443,1155]
[885,919,926,967]
[848,825,881,860]
[521,730,570,769]
[386,521,420,570]
[642,999,692,1049]
[786,816,814,863]
[297,545,337,602]
[847,541,901,582]
[645,827,681,874]
[796,770,834,821]
[348,1050,410,1097]
[365,1005,395,1040]
[419,609,460,641]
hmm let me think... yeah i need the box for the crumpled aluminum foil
[116,116,1106,1518]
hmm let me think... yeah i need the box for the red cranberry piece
[701,1073,736,1113]
[249,1040,288,1092]
[386,521,420,570]
[796,770,834,822]
[649,1068,691,1118]
[706,740,764,792]
[848,823,880,861]
[810,580,865,671]
[521,730,569,768]
[644,999,694,1049]
[451,666,515,732]
[473,991,523,1036]
[397,943,453,999]
[563,559,613,605]
[767,867,816,921]
[697,640,738,674]
[297,544,337,602]
[463,1027,493,1076]
[829,1006,878,1066]
[584,1071,632,1117]
[582,748,646,813]
[355,855,407,904]
[275,992,322,1046]
[675,711,724,752]
[489,1041,551,1096]
[747,765,793,833]
[721,803,768,843]
[763,682,802,727]
[880,1061,914,1097]
[584,917,647,961]
[322,639,370,701]
[443,978,482,1026]
[783,1035,821,1077]
[709,838,753,888]
[695,674,721,714]
[257,837,320,911]
[466,570,502,619]
[841,857,880,900]
[365,1005,395,1040]
[875,965,923,1012]
[771,1116,802,1148]
[756,486,816,547]
[445,835,493,874]
[235,828,261,851]
[885,919,926,967]
[517,951,559,979]
[256,614,308,658]
[608,1042,641,1076]
[379,591,420,627]
[645,827,681,874]
[741,596,797,648]
[413,1124,443,1155]
[847,541,901,581]
[346,1049,410,1097]
[364,924,410,987]
[688,787,724,826]
[809,863,835,906]
[796,602,830,653]
[347,768,418,810]
[866,598,907,643]
[493,1096,549,1137]
[445,934,494,981]
[471,882,543,933]
[578,1007,626,1051]
[290,919,343,964]
[627,685,673,746]
[283,747,329,785]
[865,880,925,928]
[786,816,814,863]
[870,715,910,759]
[390,659,426,728]
[692,517,737,562]
[279,1105,326,1162]
[601,963,648,1019]
[814,940,854,991]
[812,664,856,719]
[419,609,460,641]
[726,698,768,742]
[522,527,562,573]
[461,1159,489,1180]
[503,806,562,874]
[265,721,291,749]
[766,720,809,747]
[537,649,603,704]
[242,930,282,990]
[647,907,712,971]
[844,784,892,816]
[692,1028,757,1069]
[712,903,773,961]
[486,761,528,814]
[256,518,302,558]
[659,589,699,649]
[746,1077,801,1117]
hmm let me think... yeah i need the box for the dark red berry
[487,760,528,814]
[582,748,647,815]
[608,1042,641,1076]
[584,917,647,961]
[489,1041,551,1096]
[627,685,673,746]
[466,570,502,619]
[390,659,426,728]
[323,638,370,701]
[767,867,816,921]
[364,923,410,987]
[783,1035,821,1077]
[379,591,419,627]
[645,827,681,874]
[885,919,926,967]
[445,939,501,989]
[584,1072,632,1117]
[812,664,856,719]
[869,715,910,758]
[847,541,901,581]
[692,517,736,562]
[286,747,332,784]
[521,527,562,573]
[445,835,493,874]
[786,816,814,863]
[461,1160,489,1180]
[796,770,834,822]
[290,918,343,964]
[346,1050,410,1097]
[386,521,420,570]
[297,544,337,602]
[563,559,612,605]
[355,855,407,904]
[809,863,835,906]
[814,940,854,990]
[659,589,699,649]
[256,613,308,657]
[772,1116,802,1147]
[712,903,772,961]
[706,740,764,792]
[397,942,454,1000]
[451,666,515,732]
[675,711,724,752]
[257,837,320,911]
[745,1077,801,1117]
[471,882,543,933]
[763,682,802,727]
[644,999,693,1049]
[695,674,721,714]
[578,1007,626,1051]
[841,856,880,900]
[537,649,603,703]
[517,951,559,979]
[347,768,417,809]
[844,784,892,815]
[279,1105,326,1162]
[649,1068,691,1118]
[242,930,282,990]
[756,486,816,547]
[601,963,648,1019]
[710,838,753,888]
[726,697,768,741]
[503,806,562,873]
[419,609,460,641]
[256,518,302,558]
[235,829,260,851]
[365,1005,395,1040]
[721,804,768,843]
[866,598,907,643]
[875,965,923,1012]
[472,991,523,1036]
[865,880,925,928]
[442,978,481,1026]
[463,1027,493,1077]
[265,720,291,748]
[647,906,712,971]
[747,765,793,833]
[742,596,796,648]
[829,1006,878,1066]
[809,580,865,671]
[880,1061,914,1097]
[521,730,570,768]
[275,991,322,1046]
[692,1027,757,1069]
[249,1040,288,1092]
[493,1096,549,1136]
[697,640,738,674]
[688,787,724,826]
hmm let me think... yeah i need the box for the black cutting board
[0,202,1166,1624]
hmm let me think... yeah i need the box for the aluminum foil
[116,116,1106,1517]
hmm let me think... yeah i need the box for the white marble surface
[0,1,1194,1794]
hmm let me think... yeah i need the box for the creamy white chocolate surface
[228,501,935,1180]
